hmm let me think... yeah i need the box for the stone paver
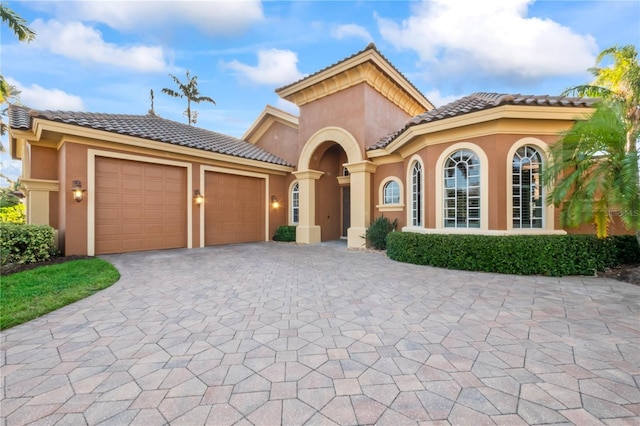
[1,241,639,425]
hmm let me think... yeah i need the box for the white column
[345,161,377,248]
[293,169,324,244]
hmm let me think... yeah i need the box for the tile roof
[276,43,430,106]
[8,105,291,166]
[368,92,597,150]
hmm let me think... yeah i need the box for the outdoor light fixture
[271,195,280,209]
[71,180,85,202]
[194,189,204,205]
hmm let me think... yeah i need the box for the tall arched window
[411,162,422,226]
[291,182,299,225]
[444,149,480,228]
[512,146,543,228]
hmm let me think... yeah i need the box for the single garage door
[95,157,187,254]
[205,172,265,245]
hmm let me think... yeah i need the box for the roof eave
[370,104,595,155]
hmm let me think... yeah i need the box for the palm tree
[545,45,640,238]
[161,70,215,125]
[0,5,35,43]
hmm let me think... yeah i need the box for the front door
[342,186,350,237]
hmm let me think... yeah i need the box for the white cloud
[425,90,461,108]
[50,1,264,36]
[376,0,597,80]
[8,78,85,111]
[332,24,373,43]
[225,49,304,85]
[275,98,300,116]
[31,19,168,72]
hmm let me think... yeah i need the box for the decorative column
[293,169,324,244]
[21,179,59,225]
[345,161,377,248]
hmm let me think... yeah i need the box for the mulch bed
[599,264,640,286]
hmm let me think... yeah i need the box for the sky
[1,0,639,183]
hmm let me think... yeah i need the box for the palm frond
[0,5,36,42]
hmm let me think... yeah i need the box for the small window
[383,181,400,204]
[291,182,299,224]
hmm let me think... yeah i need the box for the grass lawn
[0,258,120,330]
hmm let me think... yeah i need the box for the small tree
[162,70,215,125]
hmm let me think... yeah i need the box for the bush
[365,216,398,250]
[610,235,640,264]
[273,225,296,242]
[386,232,628,276]
[0,203,26,224]
[0,223,57,266]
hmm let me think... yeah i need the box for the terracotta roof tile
[8,105,291,166]
[368,92,596,150]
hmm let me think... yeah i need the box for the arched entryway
[295,127,377,248]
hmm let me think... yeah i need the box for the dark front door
[342,187,350,237]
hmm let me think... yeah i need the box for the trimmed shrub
[0,204,26,224]
[610,235,640,264]
[0,223,57,266]
[365,216,398,250]
[273,225,296,242]
[386,232,624,276]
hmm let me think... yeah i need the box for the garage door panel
[204,172,265,246]
[95,157,187,255]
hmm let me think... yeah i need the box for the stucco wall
[255,121,300,168]
[298,83,411,156]
[372,162,406,229]
[363,85,412,148]
[30,146,58,180]
[370,131,569,232]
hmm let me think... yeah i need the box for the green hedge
[273,225,296,242]
[0,223,57,266]
[386,232,639,276]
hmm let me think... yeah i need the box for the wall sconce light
[271,195,280,209]
[71,180,85,202]
[194,189,204,205]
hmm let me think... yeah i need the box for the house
[8,44,617,256]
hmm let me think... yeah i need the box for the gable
[276,43,433,117]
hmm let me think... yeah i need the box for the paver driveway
[1,241,639,425]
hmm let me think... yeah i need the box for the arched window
[411,162,423,226]
[291,182,299,225]
[444,149,480,228]
[383,180,400,204]
[512,146,543,228]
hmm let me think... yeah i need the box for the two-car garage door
[94,157,266,254]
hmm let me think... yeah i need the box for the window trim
[435,143,489,230]
[405,155,425,228]
[377,176,404,212]
[506,137,555,232]
[289,180,299,225]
